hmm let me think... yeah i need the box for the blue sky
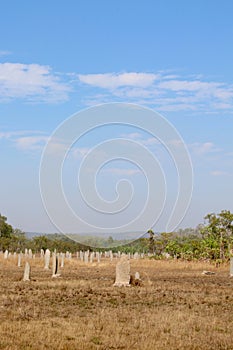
[0,0,233,234]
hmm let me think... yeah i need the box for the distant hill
[25,232,52,239]
[25,230,159,241]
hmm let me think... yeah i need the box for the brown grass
[0,255,233,349]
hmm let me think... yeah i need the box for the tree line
[1,210,233,261]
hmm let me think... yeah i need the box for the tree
[0,214,13,238]
[0,214,27,251]
[147,229,155,254]
[201,210,233,260]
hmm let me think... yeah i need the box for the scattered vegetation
[1,210,233,262]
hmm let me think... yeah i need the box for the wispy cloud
[210,170,230,176]
[2,128,231,180]
[2,64,233,111]
[0,130,49,151]
[0,130,42,139]
[78,72,159,89]
[0,129,94,160]
[77,71,233,113]
[15,135,49,151]
[0,50,11,57]
[120,132,160,147]
[120,134,226,171]
[0,63,71,103]
[103,167,141,176]
[189,142,221,155]
[72,147,91,159]
[120,132,143,140]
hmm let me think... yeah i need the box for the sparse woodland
[1,210,233,262]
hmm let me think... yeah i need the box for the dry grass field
[0,255,233,350]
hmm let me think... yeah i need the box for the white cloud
[15,136,48,150]
[72,147,90,159]
[120,132,160,147]
[210,170,230,176]
[158,79,221,92]
[190,142,221,155]
[103,168,141,176]
[120,132,143,140]
[1,63,233,111]
[142,137,160,146]
[77,71,233,112]
[14,135,83,156]
[0,63,70,102]
[0,130,49,152]
[168,139,184,147]
[212,102,233,110]
[78,72,158,89]
[0,50,11,57]
[0,129,49,151]
[0,129,95,159]
[0,130,39,139]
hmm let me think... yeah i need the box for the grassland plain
[0,256,233,350]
